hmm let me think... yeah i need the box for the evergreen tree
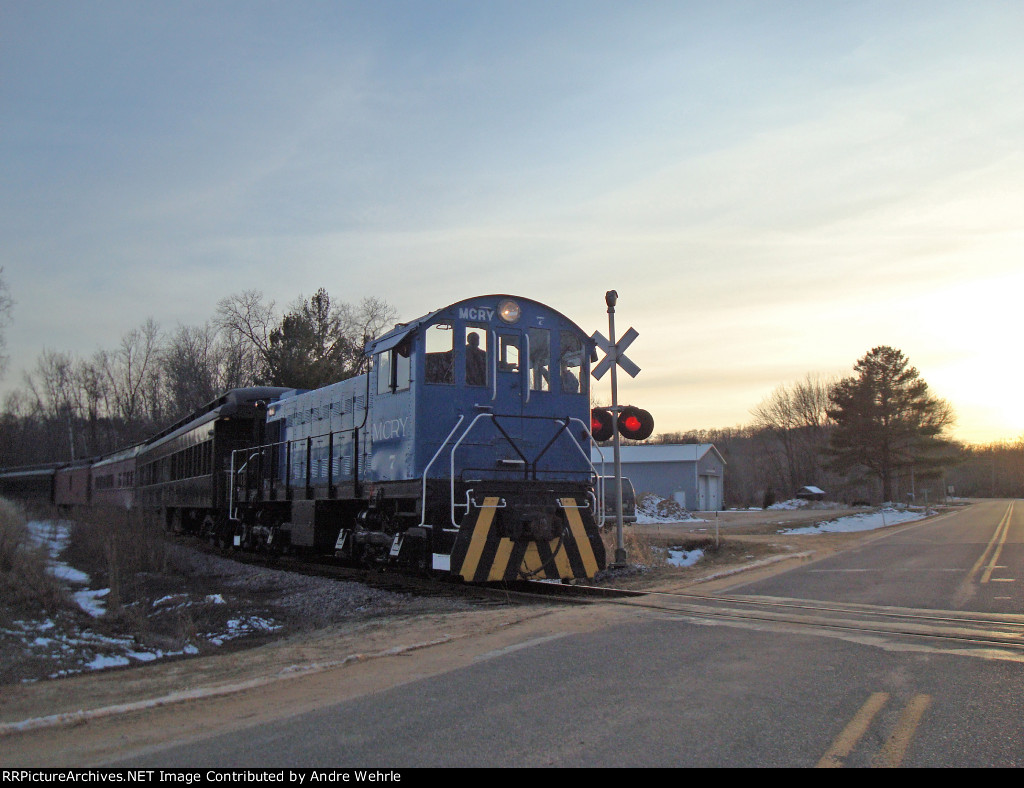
[261,290,343,389]
[827,346,956,502]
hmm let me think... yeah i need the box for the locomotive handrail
[229,451,264,520]
[227,411,609,533]
[489,329,498,402]
[523,332,530,405]
[558,417,610,526]
[462,490,507,510]
[448,412,495,527]
[590,439,609,526]
[417,415,465,528]
[229,424,361,509]
[444,412,606,529]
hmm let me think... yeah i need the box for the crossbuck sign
[590,326,640,380]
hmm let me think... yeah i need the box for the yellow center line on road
[980,502,1014,584]
[963,501,1014,586]
[873,694,932,768]
[817,692,933,768]
[817,692,889,768]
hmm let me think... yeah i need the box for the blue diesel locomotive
[230,294,606,582]
[1,294,609,583]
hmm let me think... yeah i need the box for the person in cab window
[466,332,487,386]
[560,363,579,393]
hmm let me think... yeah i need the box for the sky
[2,1,1021,444]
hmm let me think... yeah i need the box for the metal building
[591,443,726,511]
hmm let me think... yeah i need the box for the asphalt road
[118,499,1024,767]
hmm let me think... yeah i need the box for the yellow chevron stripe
[488,538,515,581]
[551,537,573,578]
[459,497,500,581]
[561,497,599,577]
[522,541,570,580]
[521,543,543,577]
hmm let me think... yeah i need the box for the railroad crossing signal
[591,326,640,380]
[591,406,654,441]
[618,405,654,440]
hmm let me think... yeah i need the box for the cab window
[425,323,454,384]
[528,328,550,392]
[498,335,520,373]
[465,325,488,387]
[375,338,411,394]
[394,339,411,391]
[376,351,392,394]
[559,331,585,395]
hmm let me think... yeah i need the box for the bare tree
[751,373,836,496]
[24,350,76,418]
[335,297,399,375]
[100,319,161,435]
[74,355,111,456]
[162,322,222,419]
[0,267,13,379]
[0,289,398,467]
[23,349,79,460]
[216,327,261,390]
[216,289,398,387]
[214,290,276,367]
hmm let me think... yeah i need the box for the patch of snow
[9,519,289,681]
[73,587,109,618]
[768,498,809,510]
[636,494,707,524]
[768,499,849,511]
[667,548,705,567]
[780,507,929,534]
[50,564,90,584]
[85,654,131,671]
[153,594,189,608]
[26,520,108,616]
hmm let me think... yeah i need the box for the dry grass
[0,497,68,623]
[602,523,669,567]
[64,507,174,612]
[602,525,718,567]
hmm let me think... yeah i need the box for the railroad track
[565,587,1024,656]
[183,537,1024,657]
[182,539,1024,657]
[185,534,652,606]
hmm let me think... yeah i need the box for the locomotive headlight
[498,299,521,324]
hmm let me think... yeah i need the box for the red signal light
[618,406,654,441]
[590,408,615,442]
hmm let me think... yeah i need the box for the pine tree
[827,346,956,502]
[261,289,353,389]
